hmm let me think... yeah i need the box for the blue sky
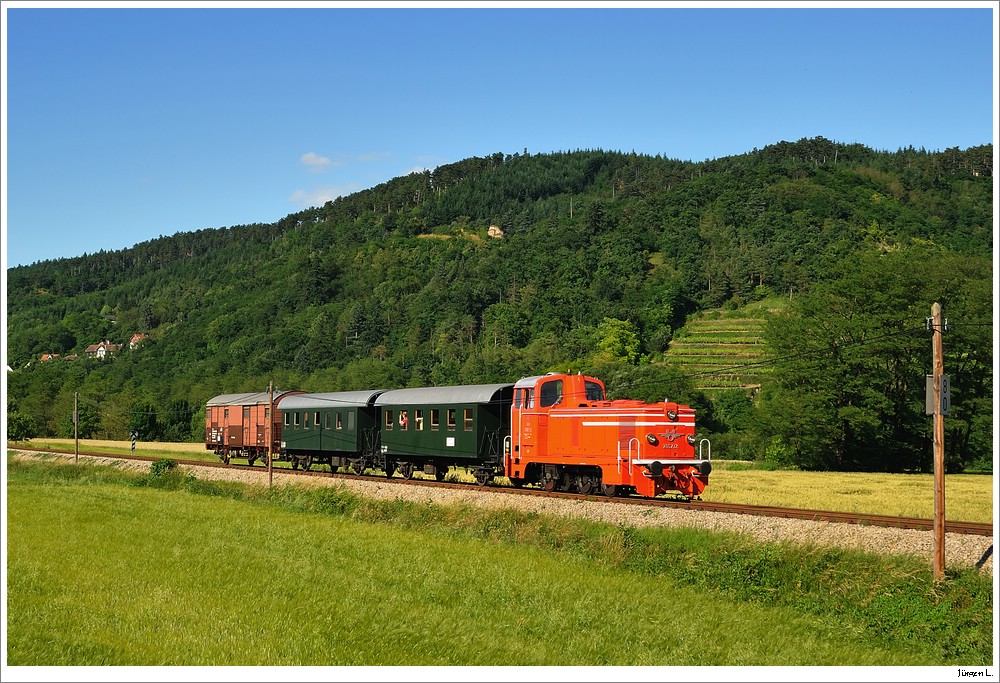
[3,2,997,268]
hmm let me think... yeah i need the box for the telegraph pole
[268,380,274,488]
[74,392,79,464]
[928,303,947,580]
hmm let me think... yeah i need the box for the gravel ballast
[10,450,994,577]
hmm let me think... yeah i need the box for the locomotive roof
[375,383,513,406]
[206,390,298,407]
[280,390,384,410]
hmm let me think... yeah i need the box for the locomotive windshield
[585,380,605,401]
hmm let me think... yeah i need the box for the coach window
[348,411,355,430]
[284,413,291,427]
[324,412,331,430]
[415,410,424,430]
[293,412,300,428]
[265,407,270,419]
[385,410,394,430]
[224,408,229,419]
[430,409,440,431]
[304,412,310,429]
[244,407,250,420]
[540,379,563,407]
[447,409,456,431]
[336,412,343,430]
[463,408,473,431]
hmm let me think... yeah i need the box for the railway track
[12,446,994,537]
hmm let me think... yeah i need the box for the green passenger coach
[279,390,382,472]
[374,383,514,484]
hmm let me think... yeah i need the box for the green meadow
[6,455,993,667]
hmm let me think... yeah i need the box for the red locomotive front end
[506,372,711,498]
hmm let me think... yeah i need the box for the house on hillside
[39,353,61,362]
[84,340,121,360]
[129,333,148,350]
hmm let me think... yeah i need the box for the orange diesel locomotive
[507,372,710,498]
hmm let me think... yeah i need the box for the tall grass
[6,456,993,667]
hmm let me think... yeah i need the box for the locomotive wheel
[435,467,448,482]
[542,476,557,492]
[558,472,573,492]
[399,462,415,480]
[577,475,595,495]
[601,484,618,497]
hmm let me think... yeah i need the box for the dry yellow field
[9,440,995,524]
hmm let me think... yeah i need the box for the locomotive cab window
[514,389,522,409]
[464,408,473,431]
[585,380,605,401]
[540,379,563,407]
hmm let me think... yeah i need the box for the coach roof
[280,390,384,410]
[375,383,513,406]
[206,390,298,407]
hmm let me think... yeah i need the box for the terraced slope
[667,300,784,394]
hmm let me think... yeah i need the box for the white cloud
[289,183,361,208]
[300,152,333,171]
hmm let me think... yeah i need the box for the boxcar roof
[206,390,297,407]
[280,390,384,410]
[375,383,513,406]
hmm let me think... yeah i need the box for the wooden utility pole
[930,303,946,580]
[74,392,79,464]
[268,381,275,488]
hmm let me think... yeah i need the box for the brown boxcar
[205,390,302,465]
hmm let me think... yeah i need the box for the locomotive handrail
[699,438,712,460]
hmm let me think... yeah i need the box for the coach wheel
[301,455,313,471]
[474,469,493,486]
[601,484,619,498]
[399,462,415,480]
[435,466,448,482]
[247,454,258,467]
[349,460,365,476]
[290,458,299,471]
[221,454,230,465]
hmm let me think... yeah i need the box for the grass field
[12,438,995,523]
[6,456,993,668]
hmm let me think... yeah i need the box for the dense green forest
[6,137,994,473]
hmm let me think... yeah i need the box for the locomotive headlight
[646,433,659,446]
[686,434,697,445]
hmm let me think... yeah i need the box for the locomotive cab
[508,372,710,498]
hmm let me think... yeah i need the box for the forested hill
[6,138,994,473]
